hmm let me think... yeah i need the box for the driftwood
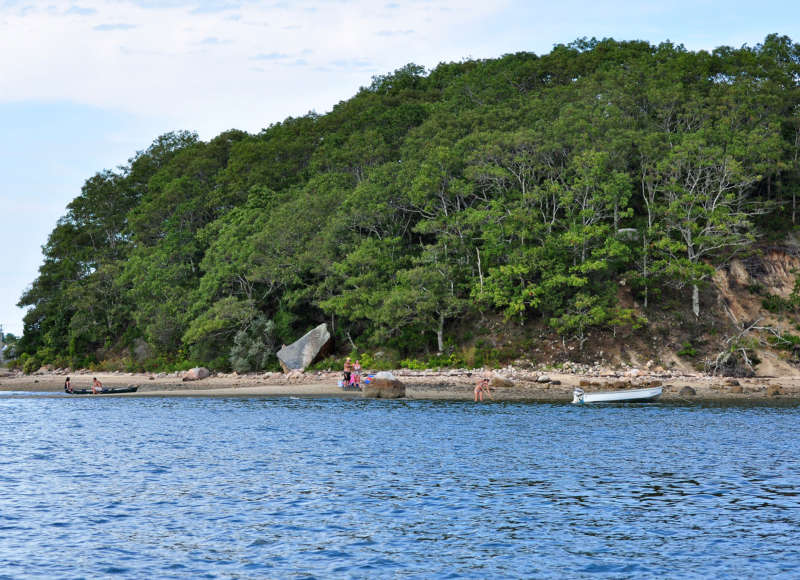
[706,315,800,377]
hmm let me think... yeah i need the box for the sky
[0,0,798,338]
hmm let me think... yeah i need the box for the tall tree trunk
[642,235,649,309]
[476,247,484,293]
[436,312,445,353]
[692,284,700,318]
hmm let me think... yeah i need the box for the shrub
[677,342,697,357]
[706,339,760,377]
[399,358,427,370]
[762,294,793,313]
[229,315,276,373]
[21,354,42,375]
[767,332,800,351]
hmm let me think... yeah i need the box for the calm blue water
[0,395,798,579]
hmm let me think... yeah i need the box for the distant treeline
[16,35,800,372]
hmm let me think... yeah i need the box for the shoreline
[2,368,800,402]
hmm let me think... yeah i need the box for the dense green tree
[16,36,800,369]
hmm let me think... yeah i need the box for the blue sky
[1,0,798,337]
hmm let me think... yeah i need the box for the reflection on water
[0,397,798,578]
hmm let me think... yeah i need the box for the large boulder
[489,375,514,389]
[362,371,405,399]
[182,367,210,381]
[277,323,331,373]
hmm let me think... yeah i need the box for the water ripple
[0,398,798,577]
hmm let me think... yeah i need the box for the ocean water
[0,395,798,579]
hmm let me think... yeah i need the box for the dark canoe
[67,386,139,395]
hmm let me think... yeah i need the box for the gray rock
[536,375,551,383]
[679,386,696,396]
[182,367,210,381]
[133,338,152,362]
[362,375,405,399]
[276,323,331,372]
[490,375,514,388]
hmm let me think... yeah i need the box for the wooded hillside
[16,35,800,372]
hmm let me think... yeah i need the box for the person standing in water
[474,377,491,402]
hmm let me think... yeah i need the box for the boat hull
[572,386,662,404]
[67,386,139,395]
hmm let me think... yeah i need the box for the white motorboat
[572,385,662,404]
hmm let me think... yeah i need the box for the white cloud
[93,22,137,30]
[0,0,508,137]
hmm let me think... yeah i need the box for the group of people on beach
[63,376,103,394]
[339,357,492,401]
[342,357,362,389]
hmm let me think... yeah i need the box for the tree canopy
[16,35,800,371]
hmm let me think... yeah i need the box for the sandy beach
[2,366,800,402]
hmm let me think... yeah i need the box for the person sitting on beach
[474,378,491,402]
[343,357,353,388]
[352,359,362,390]
[92,377,103,394]
[64,377,73,393]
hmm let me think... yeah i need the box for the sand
[2,367,800,402]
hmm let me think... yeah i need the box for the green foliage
[761,272,800,313]
[399,358,428,370]
[400,352,464,370]
[229,315,277,373]
[767,332,800,351]
[14,36,800,368]
[21,353,42,375]
[762,294,793,313]
[677,342,698,357]
[353,352,395,372]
